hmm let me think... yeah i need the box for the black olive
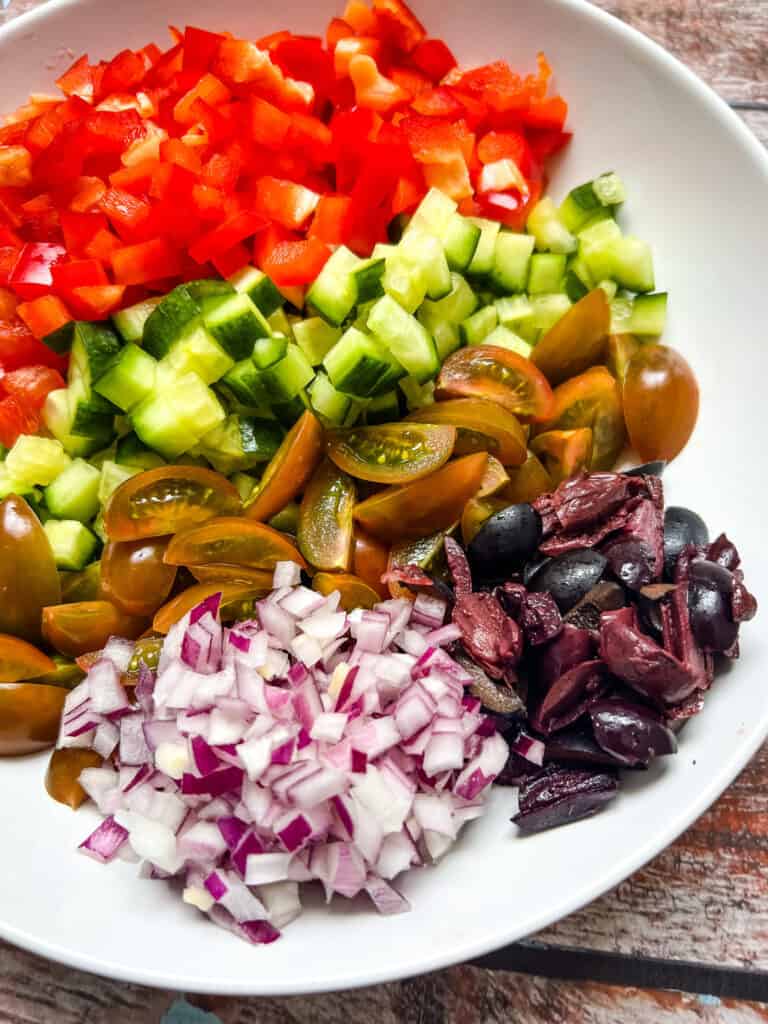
[523,553,551,586]
[623,461,666,478]
[512,765,619,833]
[529,550,608,612]
[663,506,709,579]
[687,559,739,652]
[589,699,677,767]
[467,503,542,580]
[544,728,626,768]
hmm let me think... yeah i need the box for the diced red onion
[510,731,546,767]
[273,561,301,589]
[412,593,447,629]
[364,876,410,915]
[79,816,128,863]
[279,585,324,618]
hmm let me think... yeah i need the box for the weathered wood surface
[1,0,768,1020]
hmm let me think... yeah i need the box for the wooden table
[1,1,767,1020]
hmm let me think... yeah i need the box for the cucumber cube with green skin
[323,327,395,397]
[495,294,534,326]
[467,218,501,278]
[44,458,101,522]
[432,321,461,361]
[5,435,70,487]
[309,372,354,427]
[98,461,141,504]
[221,358,268,406]
[365,390,401,424]
[482,325,533,359]
[307,246,361,326]
[159,321,234,385]
[267,308,293,339]
[528,253,567,295]
[606,237,655,293]
[44,520,99,571]
[440,214,481,272]
[272,390,310,427]
[112,297,162,343]
[366,296,439,384]
[253,334,288,369]
[490,232,536,293]
[526,197,578,254]
[530,293,573,330]
[142,284,204,359]
[293,317,342,366]
[564,270,589,302]
[418,273,478,329]
[259,344,315,403]
[0,467,36,500]
[42,389,110,458]
[131,371,225,459]
[351,257,386,304]
[460,305,498,346]
[197,415,284,474]
[406,187,457,236]
[229,266,284,316]
[94,343,157,411]
[627,292,668,335]
[68,322,124,387]
[203,292,272,361]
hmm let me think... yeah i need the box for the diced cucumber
[44,519,98,571]
[593,172,626,207]
[94,343,157,411]
[432,321,461,361]
[131,370,225,459]
[626,292,668,335]
[68,389,116,439]
[605,236,655,293]
[5,435,70,487]
[231,472,258,503]
[597,279,619,301]
[406,188,457,236]
[229,266,284,317]
[92,511,107,544]
[0,467,36,500]
[272,390,310,427]
[559,181,602,233]
[253,334,288,370]
[293,317,342,366]
[112,297,162,343]
[527,198,578,254]
[610,295,634,333]
[578,216,622,246]
[42,389,108,458]
[185,279,235,303]
[482,325,534,358]
[159,322,234,385]
[196,415,284,474]
[323,327,397,398]
[495,294,534,326]
[309,372,355,427]
[398,229,452,301]
[259,344,314,402]
[382,250,428,313]
[142,281,233,360]
[467,219,501,278]
[44,458,101,522]
[490,231,535,293]
[269,501,300,534]
[440,213,481,272]
[399,375,435,411]
[203,292,271,361]
[115,433,166,469]
[98,460,141,504]
[267,308,293,339]
[365,390,401,424]
[367,296,439,384]
[372,243,397,260]
[564,269,589,302]
[460,305,498,346]
[42,321,76,355]
[68,321,123,391]
[221,358,267,406]
[528,253,567,295]
[306,246,360,326]
[577,207,618,234]
[530,293,573,331]
[579,217,623,282]
[351,257,386,304]
[418,275,477,334]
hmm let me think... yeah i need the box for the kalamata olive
[467,503,542,580]
[544,728,626,768]
[589,699,678,767]
[623,461,666,478]
[529,550,608,612]
[523,553,550,586]
[687,559,739,652]
[664,506,709,579]
[512,765,619,833]
[564,582,626,631]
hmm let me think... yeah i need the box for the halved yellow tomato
[531,288,610,386]
[623,344,699,462]
[407,398,527,466]
[0,495,61,644]
[535,366,625,471]
[313,572,381,612]
[190,565,276,587]
[436,347,554,422]
[42,601,147,657]
[104,466,241,541]
[100,537,178,617]
[476,456,510,497]
[45,748,103,808]
[500,452,553,504]
[0,635,55,682]
[461,495,510,546]
[326,423,456,484]
[606,333,640,385]
[0,684,67,756]
[246,411,324,522]
[386,530,447,600]
[354,453,488,542]
[297,460,356,572]
[164,518,306,570]
[153,583,271,634]
[530,428,593,484]
[352,530,390,599]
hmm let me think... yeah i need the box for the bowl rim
[0,0,767,996]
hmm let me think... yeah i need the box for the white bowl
[1,0,767,997]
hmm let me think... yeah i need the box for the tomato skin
[104,465,242,541]
[0,683,67,756]
[45,747,102,808]
[606,333,640,385]
[0,635,55,682]
[623,344,699,463]
[297,460,356,572]
[153,583,271,634]
[354,452,488,542]
[531,289,610,386]
[476,455,510,497]
[500,452,553,504]
[312,572,380,611]
[461,494,509,546]
[164,518,306,570]
[0,495,61,644]
[189,565,275,588]
[60,561,101,602]
[42,601,147,657]
[246,411,324,523]
[406,397,527,466]
[100,537,178,616]
[530,428,593,484]
[326,423,456,484]
[436,347,555,423]
[352,529,390,599]
[535,366,625,471]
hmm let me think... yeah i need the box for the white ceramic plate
[1,0,766,997]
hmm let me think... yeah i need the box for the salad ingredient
[436,346,554,422]
[0,495,60,644]
[152,582,271,634]
[501,453,553,505]
[530,288,610,386]
[326,424,456,484]
[312,571,381,610]
[0,635,55,681]
[623,345,699,462]
[512,765,618,834]
[0,683,67,756]
[164,519,306,571]
[467,504,542,581]
[297,460,356,571]
[406,398,527,467]
[535,367,624,471]
[100,538,178,617]
[663,506,709,579]
[61,573,507,943]
[41,600,145,657]
[588,700,677,768]
[352,531,390,599]
[45,747,102,808]
[246,412,324,522]
[529,427,593,483]
[189,566,275,588]
[686,560,741,653]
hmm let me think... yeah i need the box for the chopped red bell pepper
[1,364,66,408]
[8,242,67,300]
[411,38,457,82]
[182,27,226,74]
[0,320,67,371]
[250,96,292,150]
[522,95,568,131]
[70,284,126,320]
[16,295,72,339]
[100,50,146,97]
[69,177,107,213]
[254,177,320,231]
[98,188,151,240]
[0,288,18,321]
[477,130,533,175]
[111,237,181,285]
[410,87,466,119]
[0,248,20,288]
[260,237,330,287]
[59,210,109,255]
[527,128,572,162]
[188,209,268,265]
[211,243,251,279]
[56,55,98,103]
[372,0,426,53]
[271,36,335,110]
[310,195,351,245]
[84,228,121,263]
[0,395,40,447]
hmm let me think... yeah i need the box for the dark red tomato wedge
[0,683,67,756]
[535,366,625,471]
[189,565,276,588]
[407,397,527,466]
[164,518,306,570]
[153,583,272,634]
[352,529,390,599]
[606,333,640,385]
[0,495,61,644]
[297,459,356,572]
[500,452,554,504]
[104,465,241,541]
[461,495,510,546]
[531,288,610,386]
[45,747,102,808]
[60,561,101,602]
[436,347,554,423]
[623,344,699,462]
[100,537,178,616]
[42,601,147,657]
[312,572,381,612]
[0,635,55,682]
[246,411,324,523]
[326,423,455,484]
[530,428,593,484]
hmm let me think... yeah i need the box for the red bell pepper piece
[182,27,226,74]
[100,50,146,97]
[254,177,320,231]
[98,188,152,240]
[201,151,241,192]
[84,228,121,263]
[188,210,268,265]
[343,0,378,34]
[250,96,292,150]
[1,365,66,408]
[82,109,145,156]
[477,130,533,175]
[261,237,330,287]
[310,195,351,246]
[390,66,431,98]
[527,129,572,162]
[271,36,335,110]
[522,96,569,131]
[56,55,99,102]
[342,139,413,254]
[0,249,20,288]
[0,395,40,447]
[59,211,109,255]
[16,295,72,340]
[111,238,181,285]
[160,138,203,175]
[0,288,17,322]
[52,258,108,293]
[411,38,457,82]
[8,243,67,301]
[286,114,334,167]
[257,30,292,51]
[0,321,67,371]
[0,226,21,249]
[211,243,251,279]
[69,177,108,213]
[70,284,126,320]
[174,73,231,125]
[326,17,353,49]
[477,177,543,231]
[330,107,382,193]
[410,87,466,119]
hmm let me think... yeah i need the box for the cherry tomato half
[312,572,381,612]
[60,561,102,603]
[461,495,509,546]
[246,411,324,522]
[0,683,67,756]
[407,397,527,466]
[164,518,306,570]
[153,583,271,634]
[297,459,356,572]
[42,601,147,657]
[45,747,103,808]
[530,428,593,484]
[0,495,61,644]
[352,529,390,599]
[535,366,625,471]
[0,635,55,682]
[476,455,510,497]
[326,423,456,484]
[436,347,554,423]
[100,537,178,616]
[500,452,553,504]
[190,565,276,587]
[606,333,640,385]
[386,530,446,599]
[104,465,242,541]
[354,453,488,542]
[623,344,699,462]
[531,288,610,386]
